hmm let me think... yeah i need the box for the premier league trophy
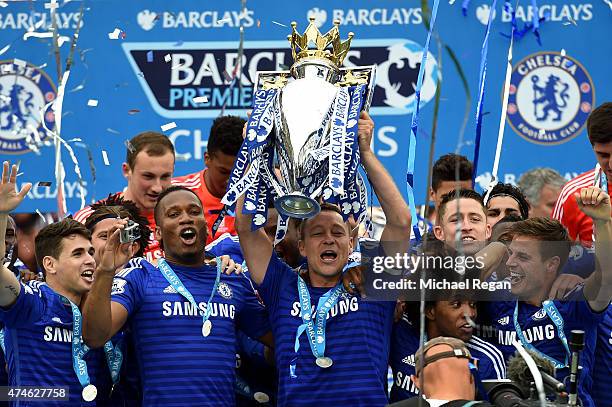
[222,17,376,238]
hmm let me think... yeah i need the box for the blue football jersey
[483,288,602,407]
[110,257,270,407]
[389,315,506,402]
[0,281,106,406]
[591,305,611,406]
[257,253,395,406]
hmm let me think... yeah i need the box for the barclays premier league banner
[0,0,610,213]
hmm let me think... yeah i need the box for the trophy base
[275,194,321,219]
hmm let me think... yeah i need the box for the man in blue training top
[0,161,110,406]
[235,112,412,406]
[390,294,506,402]
[481,186,611,407]
[82,185,272,407]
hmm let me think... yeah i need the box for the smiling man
[482,187,612,407]
[0,161,109,406]
[433,189,491,256]
[82,185,271,407]
[74,131,175,263]
[553,102,612,245]
[235,111,412,406]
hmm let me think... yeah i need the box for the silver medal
[82,384,97,402]
[202,319,212,337]
[253,392,270,403]
[315,356,333,368]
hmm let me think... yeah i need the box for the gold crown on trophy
[287,17,354,67]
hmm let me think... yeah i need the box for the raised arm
[234,191,273,285]
[0,162,31,307]
[358,112,411,245]
[578,187,612,312]
[82,220,134,347]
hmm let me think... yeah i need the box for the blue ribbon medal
[158,258,222,337]
[513,300,570,369]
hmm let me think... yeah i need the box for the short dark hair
[207,116,245,157]
[587,102,612,145]
[154,185,202,225]
[437,189,485,225]
[126,131,175,169]
[509,217,571,271]
[431,154,473,191]
[297,203,347,240]
[485,183,530,219]
[35,218,91,276]
[85,194,150,258]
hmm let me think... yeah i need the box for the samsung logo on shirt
[43,326,73,343]
[290,297,359,319]
[497,324,556,345]
[161,301,235,319]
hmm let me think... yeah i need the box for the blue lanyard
[513,300,570,369]
[103,339,123,386]
[294,278,345,362]
[158,258,222,330]
[294,260,359,365]
[0,329,5,354]
[65,298,93,389]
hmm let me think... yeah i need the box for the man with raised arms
[236,112,411,406]
[82,185,271,407]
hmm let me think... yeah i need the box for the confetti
[44,1,58,10]
[560,49,566,57]
[107,128,121,135]
[272,21,287,27]
[216,17,232,24]
[87,99,98,107]
[164,54,171,63]
[146,50,153,62]
[539,128,546,136]
[175,153,192,162]
[35,209,47,223]
[13,58,26,68]
[171,63,185,70]
[108,28,121,40]
[257,20,261,28]
[0,2,8,7]
[128,109,141,115]
[192,96,208,104]
[173,40,184,46]
[449,0,456,3]
[0,44,10,56]
[161,122,177,132]
[124,140,135,152]
[101,150,110,166]
[605,0,612,11]
[38,181,52,187]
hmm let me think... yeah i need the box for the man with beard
[82,186,271,407]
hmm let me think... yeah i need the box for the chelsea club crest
[0,60,56,154]
[506,51,594,145]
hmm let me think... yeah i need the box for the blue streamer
[406,0,441,242]
[462,0,472,16]
[530,0,541,44]
[471,0,497,184]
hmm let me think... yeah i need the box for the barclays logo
[122,39,438,118]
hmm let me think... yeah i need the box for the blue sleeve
[207,234,244,264]
[561,245,595,278]
[563,286,605,322]
[236,277,271,340]
[111,262,148,316]
[0,281,45,328]
[256,252,293,311]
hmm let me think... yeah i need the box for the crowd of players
[0,103,610,407]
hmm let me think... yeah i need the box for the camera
[120,220,141,244]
